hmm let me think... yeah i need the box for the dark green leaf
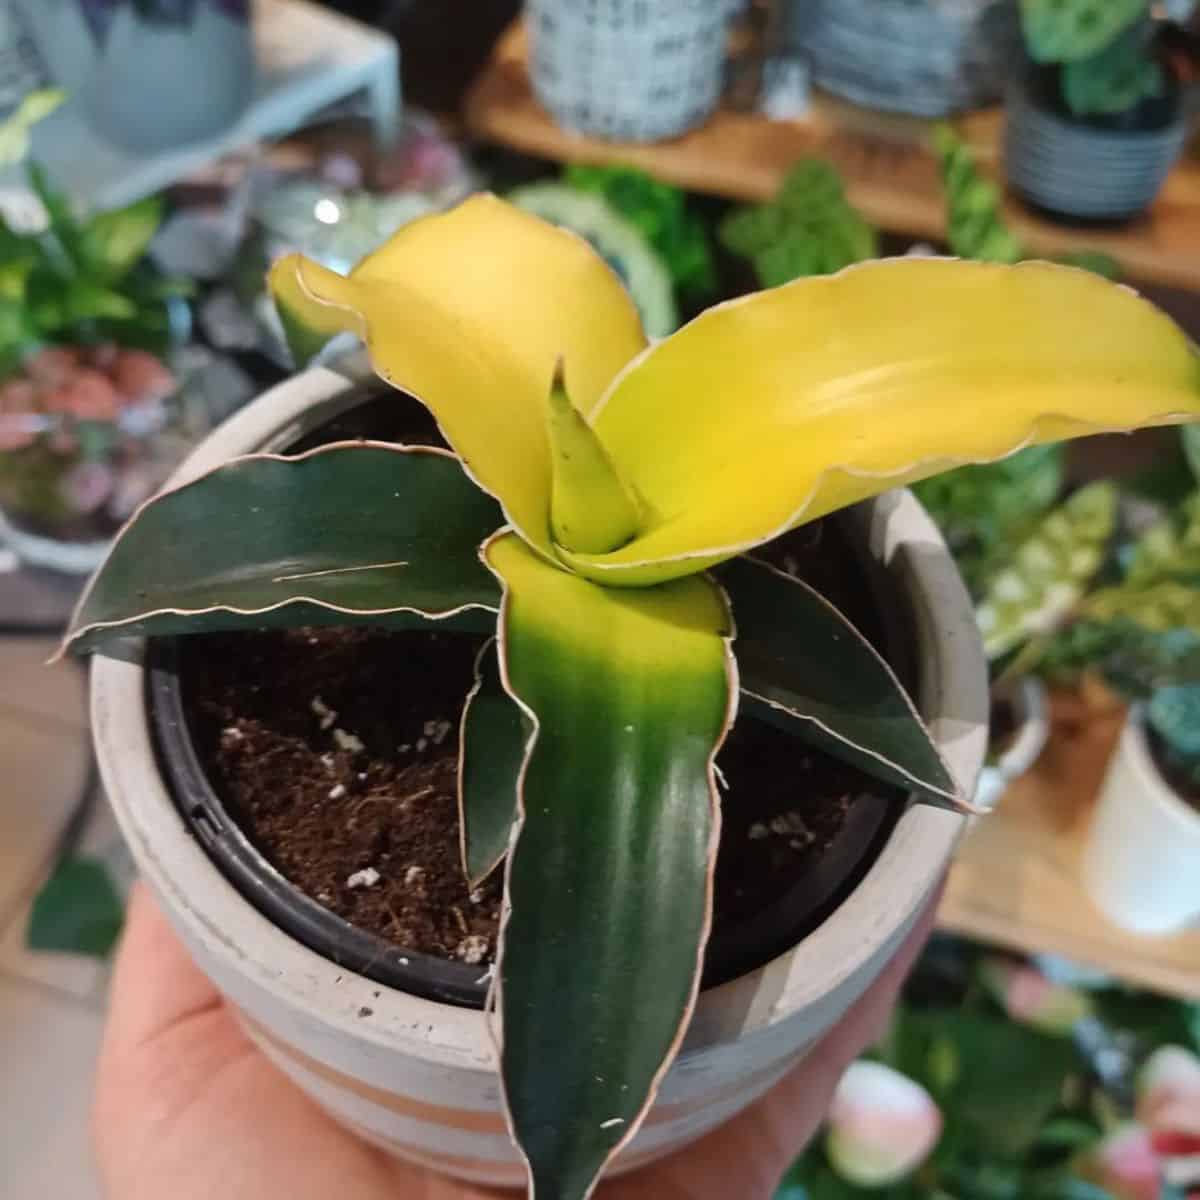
[722,556,962,806]
[486,533,733,1200]
[458,638,527,885]
[64,444,502,654]
[27,857,124,958]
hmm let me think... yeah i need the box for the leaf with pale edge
[485,532,734,1200]
[721,556,963,809]
[62,443,502,656]
[458,638,528,886]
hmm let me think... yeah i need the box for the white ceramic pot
[1082,707,1200,935]
[89,363,987,1187]
[975,676,1049,812]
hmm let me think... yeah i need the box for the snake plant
[61,196,1200,1200]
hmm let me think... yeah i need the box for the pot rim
[89,358,986,1069]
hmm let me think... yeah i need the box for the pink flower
[1137,1046,1200,1158]
[109,350,175,403]
[1076,1125,1162,1200]
[980,958,1091,1035]
[825,1061,942,1187]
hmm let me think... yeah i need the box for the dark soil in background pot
[160,388,909,1002]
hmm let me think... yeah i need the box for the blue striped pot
[1005,79,1188,222]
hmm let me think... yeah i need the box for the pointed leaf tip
[546,359,642,556]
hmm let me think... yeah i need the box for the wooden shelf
[465,22,1200,292]
[940,694,1200,1001]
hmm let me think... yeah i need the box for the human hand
[94,883,939,1200]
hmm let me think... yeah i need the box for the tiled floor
[0,635,118,1200]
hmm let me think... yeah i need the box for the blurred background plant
[719,158,878,287]
[931,124,1119,277]
[1021,0,1165,119]
[775,935,1200,1200]
[0,87,198,561]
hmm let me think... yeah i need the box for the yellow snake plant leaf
[562,258,1200,586]
[268,194,646,560]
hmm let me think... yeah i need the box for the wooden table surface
[466,22,1200,292]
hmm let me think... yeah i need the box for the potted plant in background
[62,196,1200,1200]
[0,92,196,570]
[1074,473,1200,934]
[526,0,733,142]
[20,0,255,153]
[1006,0,1194,222]
[785,0,1021,118]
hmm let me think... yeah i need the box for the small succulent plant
[1020,0,1165,118]
[61,197,1200,1200]
[1148,684,1200,789]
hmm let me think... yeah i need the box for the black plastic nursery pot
[145,383,917,1010]
[1005,62,1189,223]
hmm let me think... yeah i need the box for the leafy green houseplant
[1006,0,1190,220]
[778,940,1200,1200]
[719,159,878,289]
[63,196,1200,1200]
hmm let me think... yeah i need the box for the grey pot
[787,0,1020,117]
[86,2,255,153]
[1005,81,1188,222]
[527,0,730,142]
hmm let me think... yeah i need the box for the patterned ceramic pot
[787,0,1020,117]
[89,361,987,1187]
[527,0,729,142]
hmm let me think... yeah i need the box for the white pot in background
[89,364,987,1186]
[1082,707,1200,935]
[975,676,1049,812]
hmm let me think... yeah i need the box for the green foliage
[719,159,878,288]
[0,89,64,169]
[1020,0,1147,65]
[1126,492,1200,588]
[912,444,1064,594]
[0,161,184,372]
[1061,24,1164,116]
[975,482,1117,660]
[1019,0,1161,119]
[931,126,1117,275]
[26,856,124,958]
[1148,684,1200,783]
[932,126,1022,265]
[563,164,717,300]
